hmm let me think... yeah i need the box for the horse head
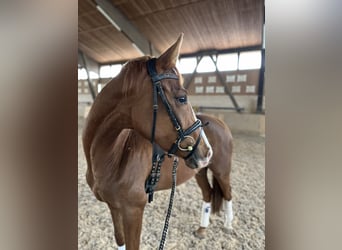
[130,34,213,169]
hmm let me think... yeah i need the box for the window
[217,53,238,71]
[78,68,88,80]
[100,65,112,78]
[111,64,122,77]
[208,76,216,83]
[78,68,98,80]
[238,50,261,70]
[226,75,236,83]
[178,57,197,74]
[97,84,103,93]
[89,71,99,79]
[237,74,247,82]
[246,85,256,93]
[195,86,204,93]
[100,64,122,78]
[194,76,203,84]
[196,56,216,73]
[216,86,224,93]
[232,86,241,93]
[205,86,215,93]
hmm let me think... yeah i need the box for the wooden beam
[179,46,262,59]
[95,0,159,56]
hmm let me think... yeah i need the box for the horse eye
[176,96,187,104]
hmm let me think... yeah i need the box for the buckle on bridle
[177,135,195,152]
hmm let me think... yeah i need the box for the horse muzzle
[184,143,213,169]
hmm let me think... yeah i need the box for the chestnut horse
[82,34,213,250]
[105,113,234,250]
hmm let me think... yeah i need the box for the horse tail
[211,175,224,214]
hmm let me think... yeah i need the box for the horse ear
[157,33,183,70]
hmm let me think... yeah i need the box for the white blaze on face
[201,129,212,156]
[190,109,213,160]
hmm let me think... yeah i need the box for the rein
[159,156,178,250]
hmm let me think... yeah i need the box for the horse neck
[82,78,134,159]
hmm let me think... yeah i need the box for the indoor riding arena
[78,0,265,249]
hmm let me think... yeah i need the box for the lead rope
[158,156,179,250]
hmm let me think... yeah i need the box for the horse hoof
[194,227,207,239]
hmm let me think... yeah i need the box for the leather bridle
[145,58,210,248]
[146,58,203,159]
[145,58,205,203]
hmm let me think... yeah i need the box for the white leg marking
[223,200,234,229]
[118,245,126,250]
[200,201,211,227]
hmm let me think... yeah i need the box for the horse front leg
[108,205,126,250]
[109,202,145,250]
[194,167,212,239]
[122,202,146,250]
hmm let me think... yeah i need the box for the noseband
[146,58,203,159]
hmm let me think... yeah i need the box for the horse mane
[120,56,151,98]
[119,56,184,98]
